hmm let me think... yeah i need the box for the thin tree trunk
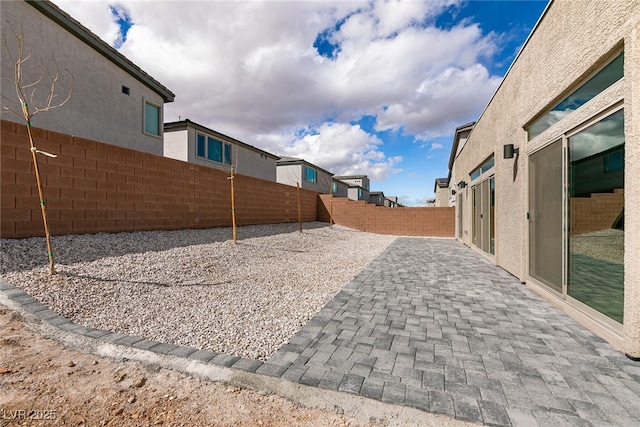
[23,103,56,274]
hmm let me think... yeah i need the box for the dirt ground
[0,304,374,427]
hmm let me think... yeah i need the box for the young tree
[2,23,74,275]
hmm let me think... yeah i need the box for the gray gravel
[1,222,395,360]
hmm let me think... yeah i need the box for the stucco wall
[163,129,189,162]
[163,126,277,182]
[1,1,168,155]
[234,146,277,182]
[277,164,332,193]
[452,0,639,356]
[434,186,449,207]
[276,164,301,188]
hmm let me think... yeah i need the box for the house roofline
[447,121,476,182]
[434,177,449,193]
[276,158,334,176]
[164,119,280,159]
[27,0,175,103]
[333,175,368,180]
[465,0,553,142]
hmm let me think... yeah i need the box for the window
[144,101,161,136]
[304,166,317,183]
[332,182,338,193]
[197,134,205,158]
[358,188,363,198]
[470,155,494,181]
[528,109,625,325]
[196,132,232,164]
[122,86,130,95]
[224,143,232,165]
[527,52,624,140]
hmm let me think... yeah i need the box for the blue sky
[55,0,549,206]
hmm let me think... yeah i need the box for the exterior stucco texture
[451,0,639,356]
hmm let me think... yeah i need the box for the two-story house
[276,157,333,193]
[333,175,370,202]
[1,0,174,156]
[163,119,279,181]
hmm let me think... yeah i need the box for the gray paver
[167,346,198,358]
[188,350,217,363]
[280,364,306,382]
[262,238,640,426]
[478,400,511,427]
[318,370,344,391]
[115,335,145,346]
[360,377,385,400]
[453,395,483,424]
[132,339,162,350]
[232,358,263,373]
[150,343,179,355]
[429,390,456,418]
[211,354,239,367]
[381,381,406,404]
[338,374,364,394]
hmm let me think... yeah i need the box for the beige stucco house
[163,120,279,181]
[450,0,639,359]
[0,0,174,155]
[433,178,449,207]
[447,122,475,208]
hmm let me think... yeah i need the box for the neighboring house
[447,122,475,208]
[276,157,333,193]
[433,178,449,207]
[450,0,639,357]
[333,175,370,191]
[387,196,399,207]
[333,175,370,202]
[346,185,369,202]
[0,0,174,156]
[369,191,388,207]
[331,178,349,197]
[163,119,279,181]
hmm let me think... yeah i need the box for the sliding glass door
[528,109,625,324]
[529,140,563,293]
[568,110,625,323]
[472,176,495,256]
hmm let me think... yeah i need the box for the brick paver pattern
[261,238,640,426]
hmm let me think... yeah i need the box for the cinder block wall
[1,120,317,238]
[570,189,624,236]
[318,195,454,237]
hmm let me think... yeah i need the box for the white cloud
[51,0,506,186]
[431,143,444,150]
[53,0,121,46]
[274,122,402,181]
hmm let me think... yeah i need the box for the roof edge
[164,119,280,159]
[27,0,175,102]
[468,0,553,137]
[276,158,334,176]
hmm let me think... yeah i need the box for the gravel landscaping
[0,222,395,360]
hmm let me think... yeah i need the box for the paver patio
[261,237,640,426]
